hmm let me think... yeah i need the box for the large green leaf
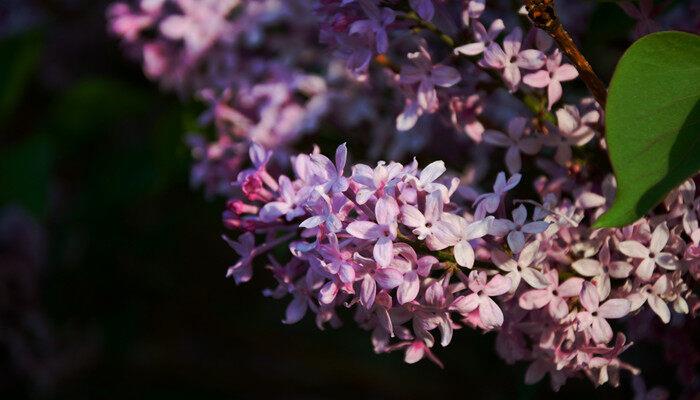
[594,31,700,228]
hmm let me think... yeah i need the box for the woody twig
[523,0,608,108]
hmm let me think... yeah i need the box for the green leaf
[594,31,700,228]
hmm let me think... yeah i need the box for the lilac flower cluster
[108,0,700,392]
[221,141,699,390]
[109,0,356,197]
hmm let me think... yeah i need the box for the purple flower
[492,240,550,292]
[432,215,492,268]
[311,142,350,194]
[473,172,521,219]
[400,46,461,112]
[349,6,396,53]
[483,117,542,174]
[223,232,256,284]
[519,270,584,319]
[454,270,510,329]
[490,205,550,253]
[401,191,444,240]
[618,222,678,281]
[523,49,579,109]
[454,19,505,56]
[352,161,404,204]
[346,196,400,267]
[479,27,546,92]
[576,282,631,343]
[462,0,485,26]
[409,0,435,21]
[619,0,660,38]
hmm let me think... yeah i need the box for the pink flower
[519,270,584,319]
[618,222,678,281]
[259,175,307,222]
[352,161,404,204]
[453,270,510,329]
[544,105,598,165]
[493,240,550,292]
[483,117,542,174]
[311,142,350,194]
[401,190,443,240]
[628,274,673,323]
[449,94,485,142]
[400,46,461,111]
[523,49,579,109]
[490,205,550,253]
[454,19,505,56]
[346,196,400,267]
[223,232,256,284]
[479,27,546,92]
[432,215,492,268]
[576,282,631,343]
[473,172,521,219]
[571,238,633,299]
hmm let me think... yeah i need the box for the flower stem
[523,0,608,108]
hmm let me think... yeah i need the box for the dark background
[0,1,686,398]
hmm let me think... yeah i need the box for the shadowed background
[0,1,688,399]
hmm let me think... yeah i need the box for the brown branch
[523,0,608,108]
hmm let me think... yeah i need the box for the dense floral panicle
[108,0,700,393]
[217,141,699,391]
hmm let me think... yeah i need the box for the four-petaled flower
[347,196,400,267]
[577,281,631,343]
[617,222,677,281]
[479,27,546,92]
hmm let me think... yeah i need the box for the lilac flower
[455,271,510,328]
[629,275,673,323]
[400,46,462,112]
[474,172,521,219]
[483,117,542,174]
[618,222,678,281]
[577,282,631,343]
[462,0,486,26]
[260,176,306,222]
[619,0,660,38]
[449,94,485,142]
[401,191,443,240]
[346,196,400,267]
[490,205,550,253]
[410,0,435,21]
[111,0,700,388]
[432,215,492,268]
[492,240,550,292]
[479,27,546,92]
[349,6,396,53]
[545,105,599,165]
[454,19,505,57]
[519,270,584,319]
[572,239,633,299]
[311,142,350,194]
[523,49,579,109]
[352,161,404,204]
[223,232,256,284]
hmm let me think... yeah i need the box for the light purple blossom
[479,27,546,92]
[483,117,542,174]
[523,49,579,109]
